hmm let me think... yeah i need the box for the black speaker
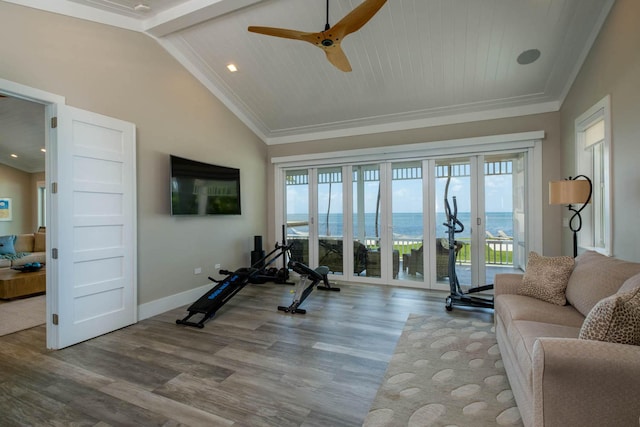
[251,235,265,268]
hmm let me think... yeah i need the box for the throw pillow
[518,251,575,305]
[0,235,16,255]
[33,232,46,252]
[579,287,640,345]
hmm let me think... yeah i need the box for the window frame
[574,95,612,256]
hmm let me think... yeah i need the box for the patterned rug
[364,312,523,427]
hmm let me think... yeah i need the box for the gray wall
[0,2,267,304]
[560,0,640,261]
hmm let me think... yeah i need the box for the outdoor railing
[290,235,514,267]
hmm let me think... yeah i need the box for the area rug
[0,294,46,336]
[364,312,523,427]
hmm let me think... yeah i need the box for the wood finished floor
[0,281,493,426]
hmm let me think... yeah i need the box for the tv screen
[170,155,241,215]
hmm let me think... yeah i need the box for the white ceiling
[2,0,615,150]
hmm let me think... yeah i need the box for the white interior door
[52,105,136,349]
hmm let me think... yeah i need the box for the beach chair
[497,230,512,240]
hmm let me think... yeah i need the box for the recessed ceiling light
[227,64,238,73]
[134,3,151,12]
[517,49,541,65]
[10,154,18,158]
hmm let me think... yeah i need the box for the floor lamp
[549,175,593,257]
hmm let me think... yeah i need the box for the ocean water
[287,212,514,239]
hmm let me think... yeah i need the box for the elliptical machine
[443,195,494,311]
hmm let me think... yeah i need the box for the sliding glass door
[279,140,538,287]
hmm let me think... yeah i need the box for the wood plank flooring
[0,281,492,426]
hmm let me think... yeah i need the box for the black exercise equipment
[249,226,293,285]
[443,195,494,312]
[176,233,293,328]
[278,260,340,314]
[176,266,258,328]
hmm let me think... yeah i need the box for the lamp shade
[549,179,592,205]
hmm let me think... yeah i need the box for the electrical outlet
[215,264,221,269]
[194,267,202,274]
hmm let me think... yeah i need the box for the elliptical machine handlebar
[444,196,464,234]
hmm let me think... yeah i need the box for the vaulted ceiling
[2,0,615,149]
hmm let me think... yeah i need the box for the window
[37,180,46,229]
[575,95,611,255]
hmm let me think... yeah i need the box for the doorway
[0,94,47,337]
[1,78,138,350]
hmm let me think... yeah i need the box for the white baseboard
[137,282,212,321]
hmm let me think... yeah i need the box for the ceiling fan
[248,0,388,72]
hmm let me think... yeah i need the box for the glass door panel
[392,161,423,284]
[285,169,310,266]
[484,155,520,283]
[512,153,528,272]
[317,167,344,275]
[435,159,472,290]
[352,164,381,278]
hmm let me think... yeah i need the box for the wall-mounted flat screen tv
[170,155,241,215]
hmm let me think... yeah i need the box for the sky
[287,175,513,214]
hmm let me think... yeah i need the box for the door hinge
[52,248,58,259]
[51,182,58,194]
[52,314,59,325]
[51,117,58,129]
[477,217,482,226]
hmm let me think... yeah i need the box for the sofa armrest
[494,273,523,296]
[532,337,640,427]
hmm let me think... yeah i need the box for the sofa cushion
[496,294,586,328]
[0,235,16,255]
[507,320,581,386]
[518,252,574,305]
[33,232,46,252]
[13,234,34,253]
[619,272,640,293]
[579,287,640,345]
[566,251,640,317]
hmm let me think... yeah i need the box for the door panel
[434,159,473,291]
[285,169,310,266]
[54,105,136,349]
[352,164,382,279]
[317,167,344,275]
[392,161,423,284]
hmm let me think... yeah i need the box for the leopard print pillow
[518,251,575,305]
[579,287,640,345]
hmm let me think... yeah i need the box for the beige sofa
[494,251,640,427]
[0,233,46,269]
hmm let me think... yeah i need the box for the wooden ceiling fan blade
[325,46,352,72]
[248,26,312,41]
[331,0,387,38]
